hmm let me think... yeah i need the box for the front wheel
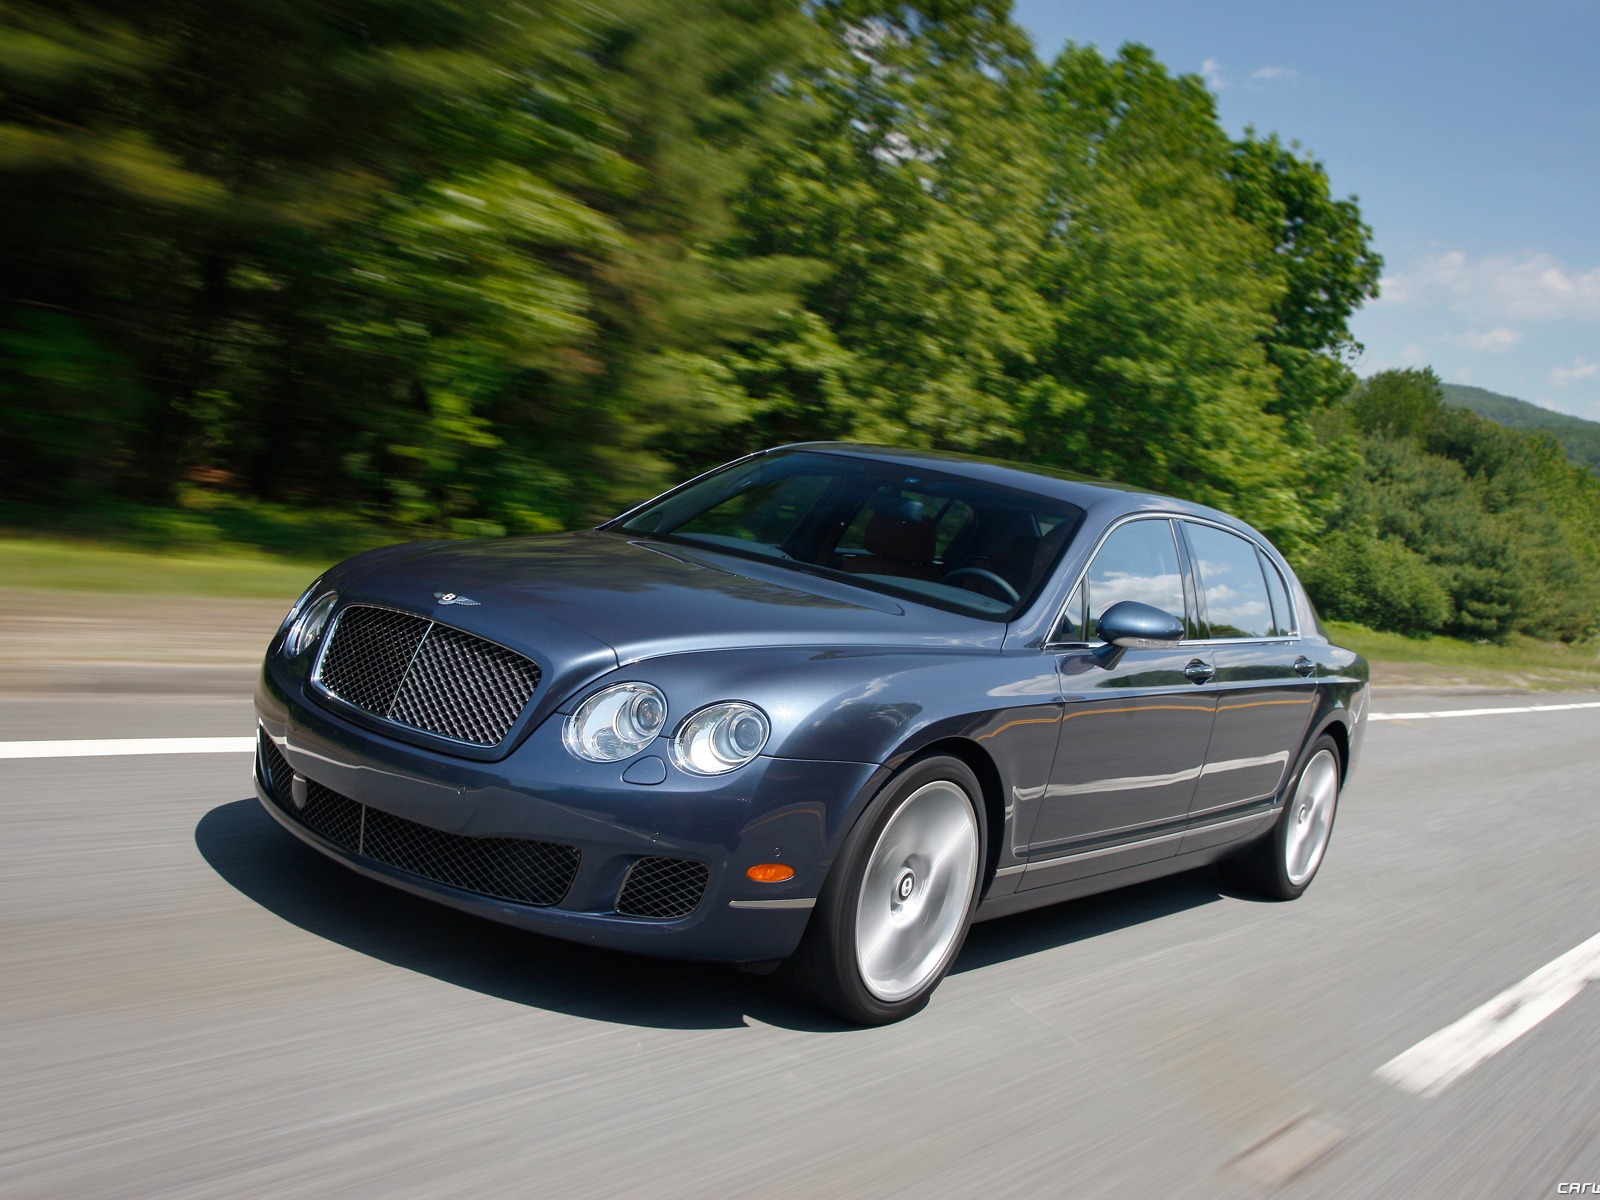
[1225,734,1342,900]
[783,755,984,1024]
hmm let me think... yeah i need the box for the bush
[1300,530,1452,635]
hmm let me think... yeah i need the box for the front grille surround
[312,604,541,748]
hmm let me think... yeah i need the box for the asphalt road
[4,690,1600,1199]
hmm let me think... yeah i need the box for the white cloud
[1378,250,1600,323]
[1551,358,1600,387]
[1201,58,1228,91]
[1442,327,1524,353]
[1250,66,1302,84]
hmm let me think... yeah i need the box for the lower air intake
[260,751,578,907]
[616,856,709,919]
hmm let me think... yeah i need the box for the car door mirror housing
[1092,600,1185,669]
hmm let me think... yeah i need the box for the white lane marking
[5,701,1591,755]
[0,737,255,760]
[1375,930,1600,1097]
[1370,701,1600,721]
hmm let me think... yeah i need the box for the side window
[1082,520,1187,641]
[1053,581,1087,642]
[1258,549,1295,636]
[1184,523,1275,639]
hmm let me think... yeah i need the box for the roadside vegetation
[2,1,1597,651]
[1326,623,1600,693]
[0,536,333,598]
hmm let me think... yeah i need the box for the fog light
[746,863,795,883]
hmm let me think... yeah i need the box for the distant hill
[1440,383,1600,475]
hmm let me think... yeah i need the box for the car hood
[335,531,1003,672]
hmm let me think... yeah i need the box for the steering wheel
[939,567,1020,605]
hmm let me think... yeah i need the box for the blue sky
[1011,0,1600,422]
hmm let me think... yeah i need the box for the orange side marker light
[746,863,795,883]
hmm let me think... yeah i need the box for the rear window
[1183,522,1276,639]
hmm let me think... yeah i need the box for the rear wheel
[784,755,984,1024]
[1225,734,1341,900]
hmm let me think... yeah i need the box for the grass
[0,487,401,564]
[1328,621,1600,692]
[0,535,345,600]
[0,489,408,600]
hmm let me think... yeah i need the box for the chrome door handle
[1184,659,1215,685]
[1293,656,1316,678]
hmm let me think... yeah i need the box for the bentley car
[254,444,1368,1023]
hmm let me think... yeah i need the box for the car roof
[772,442,1256,533]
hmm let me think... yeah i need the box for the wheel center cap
[896,870,916,902]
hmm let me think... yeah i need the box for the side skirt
[972,836,1263,924]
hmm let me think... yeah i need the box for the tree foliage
[1308,369,1600,641]
[4,2,1593,638]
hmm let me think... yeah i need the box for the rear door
[1178,521,1317,852]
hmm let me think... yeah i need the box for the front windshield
[610,451,1084,621]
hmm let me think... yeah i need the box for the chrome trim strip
[1024,827,1189,866]
[728,897,817,910]
[1043,511,1301,649]
[1018,809,1272,871]
[993,863,1028,878]
[1184,810,1276,833]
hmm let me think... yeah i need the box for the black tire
[782,754,986,1025]
[1224,733,1342,901]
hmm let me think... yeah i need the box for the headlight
[671,701,770,775]
[281,578,322,629]
[564,682,668,762]
[284,590,338,658]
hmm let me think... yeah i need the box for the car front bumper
[254,665,885,963]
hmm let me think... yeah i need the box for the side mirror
[1092,600,1184,669]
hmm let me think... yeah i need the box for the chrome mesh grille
[258,732,292,805]
[316,605,541,747]
[262,765,579,907]
[361,807,579,906]
[259,732,363,850]
[318,606,429,713]
[616,857,709,919]
[301,780,363,852]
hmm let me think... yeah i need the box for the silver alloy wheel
[1284,748,1339,886]
[853,779,980,1002]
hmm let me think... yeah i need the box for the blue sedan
[255,444,1367,1023]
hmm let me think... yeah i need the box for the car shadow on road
[198,797,1228,1032]
[954,871,1228,975]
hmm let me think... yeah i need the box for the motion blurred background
[2,0,1598,675]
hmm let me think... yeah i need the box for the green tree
[1227,133,1383,422]
[1028,45,1311,546]
[1309,370,1600,641]
[726,0,1051,455]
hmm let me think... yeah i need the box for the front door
[1020,518,1218,890]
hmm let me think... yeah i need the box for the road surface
[4,690,1600,1198]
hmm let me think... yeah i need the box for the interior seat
[834,511,941,581]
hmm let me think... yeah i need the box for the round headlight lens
[564,682,668,763]
[672,702,771,775]
[281,578,322,629]
[284,590,338,658]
